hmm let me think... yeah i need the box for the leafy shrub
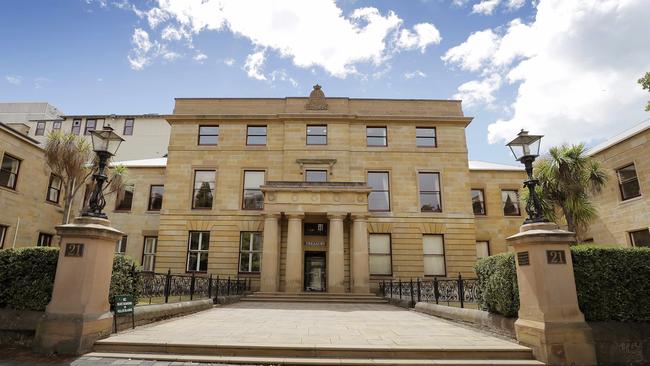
[109,254,142,307]
[475,245,650,321]
[0,247,142,311]
[572,245,650,321]
[0,247,59,311]
[474,252,519,317]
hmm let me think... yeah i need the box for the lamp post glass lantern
[506,129,547,224]
[82,126,124,219]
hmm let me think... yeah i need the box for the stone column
[260,213,281,292]
[34,216,124,355]
[285,212,304,293]
[350,215,370,293]
[507,222,597,366]
[327,213,346,293]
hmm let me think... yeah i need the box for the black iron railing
[137,270,251,305]
[379,273,479,308]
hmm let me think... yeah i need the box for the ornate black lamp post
[82,126,124,219]
[506,129,547,224]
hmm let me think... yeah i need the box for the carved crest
[306,84,328,110]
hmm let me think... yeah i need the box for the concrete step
[244,292,389,303]
[241,297,389,303]
[253,292,381,297]
[92,342,536,361]
[87,352,545,365]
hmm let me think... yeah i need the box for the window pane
[419,173,440,191]
[621,180,641,200]
[240,232,252,250]
[307,125,326,135]
[243,190,264,209]
[187,252,198,271]
[502,190,521,215]
[200,232,210,250]
[199,126,219,135]
[149,185,164,210]
[369,192,390,211]
[367,172,388,190]
[424,256,445,276]
[144,237,157,253]
[193,185,213,208]
[416,137,436,147]
[199,135,218,145]
[617,164,638,182]
[189,232,200,250]
[239,252,251,272]
[367,137,387,146]
[247,135,266,145]
[244,171,265,189]
[369,234,391,254]
[194,171,215,189]
[416,128,436,138]
[472,189,485,215]
[369,255,391,275]
[116,185,134,210]
[367,127,386,137]
[307,135,327,145]
[630,229,650,248]
[251,252,261,272]
[420,193,442,212]
[423,235,444,254]
[305,170,327,182]
[252,233,263,251]
[199,253,208,271]
[143,255,154,271]
[248,126,267,135]
[1,155,19,174]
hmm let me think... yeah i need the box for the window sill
[191,207,214,210]
[474,214,487,218]
[237,272,261,277]
[619,195,643,206]
[114,210,132,213]
[145,210,161,214]
[44,200,61,207]
[0,185,18,194]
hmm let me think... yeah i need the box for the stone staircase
[240,291,390,304]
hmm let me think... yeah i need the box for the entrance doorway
[304,252,326,292]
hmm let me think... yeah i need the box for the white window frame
[423,235,446,277]
[0,225,7,249]
[239,232,262,273]
[369,234,392,276]
[187,231,210,272]
[142,236,157,272]
[115,235,128,254]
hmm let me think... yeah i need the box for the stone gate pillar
[507,222,597,366]
[34,216,124,355]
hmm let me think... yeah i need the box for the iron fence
[379,273,479,308]
[137,270,251,305]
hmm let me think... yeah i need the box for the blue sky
[1,0,649,164]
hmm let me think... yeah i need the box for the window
[617,164,641,201]
[502,190,521,216]
[71,119,81,135]
[369,234,392,275]
[142,236,157,272]
[198,125,219,145]
[37,233,53,247]
[192,170,215,209]
[187,231,210,272]
[247,125,267,145]
[367,127,387,146]
[0,154,21,190]
[115,236,127,254]
[476,241,490,259]
[123,118,134,135]
[306,125,327,145]
[239,232,262,273]
[84,119,96,135]
[419,172,442,212]
[52,120,61,132]
[629,229,650,248]
[243,171,265,210]
[148,185,164,211]
[305,170,327,182]
[115,184,134,211]
[35,121,46,136]
[471,189,486,215]
[46,174,62,203]
[416,127,436,147]
[0,225,7,249]
[368,171,390,211]
[423,235,446,276]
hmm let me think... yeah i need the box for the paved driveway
[98,301,523,349]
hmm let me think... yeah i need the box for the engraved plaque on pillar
[64,243,85,257]
[546,250,567,264]
[517,251,530,266]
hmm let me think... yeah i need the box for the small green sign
[114,295,134,315]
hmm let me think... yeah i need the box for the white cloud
[34,77,51,89]
[404,70,427,79]
[244,51,267,80]
[441,29,499,72]
[396,23,442,53]
[111,0,441,76]
[223,58,235,66]
[452,74,501,107]
[5,75,22,85]
[193,53,208,62]
[444,0,650,148]
[472,0,501,15]
[128,28,180,70]
[506,0,525,10]
[270,69,298,87]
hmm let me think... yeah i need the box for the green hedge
[474,246,650,321]
[475,252,519,317]
[0,247,141,312]
[0,247,59,311]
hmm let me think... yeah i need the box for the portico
[259,182,371,294]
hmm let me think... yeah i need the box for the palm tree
[44,132,127,224]
[532,144,608,239]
